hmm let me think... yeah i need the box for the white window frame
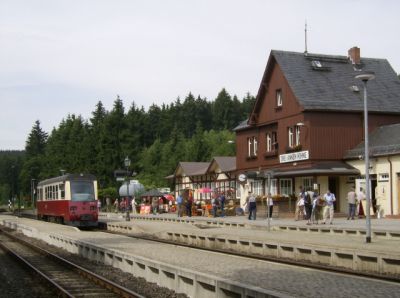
[253,137,258,156]
[247,137,252,157]
[302,177,313,191]
[288,127,294,148]
[295,126,301,146]
[251,180,263,196]
[276,90,282,107]
[266,133,272,152]
[280,178,292,197]
[265,178,278,196]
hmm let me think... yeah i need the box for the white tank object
[119,180,144,197]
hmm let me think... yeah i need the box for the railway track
[0,227,144,298]
[101,228,400,284]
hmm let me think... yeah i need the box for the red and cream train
[36,174,98,227]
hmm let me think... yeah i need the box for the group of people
[245,192,274,220]
[295,187,336,225]
[176,193,194,217]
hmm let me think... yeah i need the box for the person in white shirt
[266,193,274,220]
[323,189,336,224]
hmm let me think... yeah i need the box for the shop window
[265,179,277,195]
[280,179,292,197]
[302,177,313,191]
[251,180,263,195]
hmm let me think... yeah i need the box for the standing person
[114,198,119,213]
[106,197,111,212]
[247,192,257,220]
[323,189,336,224]
[347,188,357,220]
[131,196,137,214]
[186,195,193,217]
[266,193,274,220]
[357,188,366,218]
[219,193,226,217]
[295,186,305,221]
[176,194,183,217]
[152,197,159,215]
[304,190,313,225]
[97,199,102,212]
[211,195,219,217]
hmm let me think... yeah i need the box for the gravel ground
[4,230,187,298]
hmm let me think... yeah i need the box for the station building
[233,47,400,215]
[170,157,237,200]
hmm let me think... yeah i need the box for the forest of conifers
[0,89,255,204]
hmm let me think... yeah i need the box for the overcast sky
[1,0,399,150]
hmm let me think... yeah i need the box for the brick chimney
[348,46,360,64]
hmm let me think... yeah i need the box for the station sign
[279,150,309,163]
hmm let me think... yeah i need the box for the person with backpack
[304,190,313,225]
[219,193,226,217]
[211,195,219,217]
[176,194,183,217]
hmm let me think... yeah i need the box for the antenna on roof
[304,20,308,55]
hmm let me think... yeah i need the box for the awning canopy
[245,161,360,178]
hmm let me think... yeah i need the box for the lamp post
[264,170,274,232]
[31,178,36,208]
[355,71,375,243]
[124,156,131,221]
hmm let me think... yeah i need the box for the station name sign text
[279,150,309,163]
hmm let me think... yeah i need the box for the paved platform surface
[103,212,400,254]
[2,214,400,298]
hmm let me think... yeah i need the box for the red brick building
[234,47,400,212]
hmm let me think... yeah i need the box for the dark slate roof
[210,156,236,172]
[233,119,250,131]
[272,50,400,113]
[344,123,400,158]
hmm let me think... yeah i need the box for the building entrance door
[397,175,400,215]
[328,177,339,211]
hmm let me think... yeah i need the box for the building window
[288,127,294,148]
[247,137,252,157]
[276,89,282,107]
[302,177,313,191]
[280,178,292,197]
[265,178,277,196]
[253,137,258,156]
[295,126,301,146]
[266,133,272,152]
[379,173,389,181]
[247,136,258,157]
[251,180,263,195]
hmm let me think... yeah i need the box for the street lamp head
[296,122,305,127]
[124,156,131,167]
[355,71,375,82]
[227,140,235,144]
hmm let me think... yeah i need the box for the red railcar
[36,174,98,227]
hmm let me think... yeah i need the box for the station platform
[1,214,400,298]
[101,212,400,278]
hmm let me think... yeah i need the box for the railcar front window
[70,181,95,201]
